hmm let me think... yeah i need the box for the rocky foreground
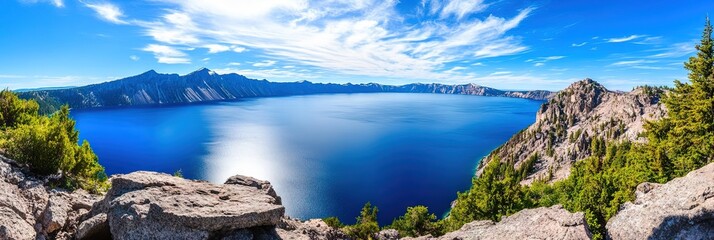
[2,154,714,239]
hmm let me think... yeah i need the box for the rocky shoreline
[2,152,714,239]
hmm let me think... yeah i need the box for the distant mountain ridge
[18,68,553,112]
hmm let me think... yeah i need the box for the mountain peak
[139,69,158,76]
[564,78,607,93]
[186,68,216,77]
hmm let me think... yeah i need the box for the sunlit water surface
[72,93,541,224]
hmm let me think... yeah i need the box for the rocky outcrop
[606,162,714,239]
[224,175,282,205]
[75,171,351,240]
[82,171,284,239]
[19,68,552,112]
[408,205,591,240]
[0,156,102,240]
[476,79,666,184]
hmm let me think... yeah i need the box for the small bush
[1,91,107,193]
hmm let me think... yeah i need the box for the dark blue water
[72,93,541,224]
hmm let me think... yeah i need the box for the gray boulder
[606,162,714,240]
[41,194,70,234]
[374,229,400,240]
[416,205,591,240]
[222,217,348,240]
[76,213,109,240]
[225,175,282,204]
[88,171,284,240]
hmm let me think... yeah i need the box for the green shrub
[343,202,380,240]
[322,216,345,229]
[1,91,108,193]
[387,205,441,237]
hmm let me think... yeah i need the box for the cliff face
[476,79,666,184]
[18,68,553,111]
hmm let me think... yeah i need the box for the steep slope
[475,79,666,184]
[18,68,553,111]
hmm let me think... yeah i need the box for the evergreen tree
[388,205,440,237]
[647,17,714,175]
[343,202,380,240]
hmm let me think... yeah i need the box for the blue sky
[0,0,712,90]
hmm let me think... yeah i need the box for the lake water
[72,93,542,224]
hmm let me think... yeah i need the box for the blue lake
[71,93,542,224]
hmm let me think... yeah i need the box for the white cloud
[129,55,139,61]
[205,44,231,53]
[571,42,587,47]
[443,66,467,74]
[131,0,534,81]
[228,62,241,66]
[19,0,63,7]
[283,65,295,68]
[647,42,696,58]
[608,59,670,70]
[232,46,247,53]
[611,60,654,66]
[203,44,247,54]
[526,55,565,66]
[634,36,662,45]
[83,1,127,24]
[202,57,210,61]
[253,60,277,67]
[213,67,319,81]
[141,44,191,64]
[607,35,644,43]
[439,0,488,20]
[490,71,511,75]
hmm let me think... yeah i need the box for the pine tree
[647,17,714,176]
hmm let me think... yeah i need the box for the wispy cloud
[252,60,277,67]
[126,0,534,81]
[213,67,318,81]
[634,36,662,45]
[610,60,657,66]
[437,0,489,20]
[571,42,587,47]
[82,1,127,24]
[204,44,247,54]
[129,55,139,61]
[526,55,565,66]
[204,44,231,53]
[607,35,645,43]
[609,59,670,70]
[19,0,63,7]
[141,44,190,64]
[647,42,696,58]
[227,62,241,66]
